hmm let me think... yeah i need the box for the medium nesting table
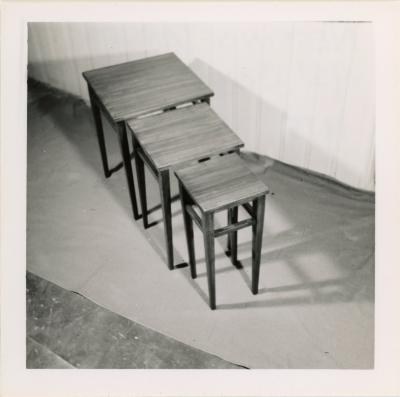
[175,153,269,309]
[127,103,244,270]
[82,52,214,220]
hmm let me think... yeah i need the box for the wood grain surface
[83,53,213,122]
[128,103,244,171]
[175,153,269,213]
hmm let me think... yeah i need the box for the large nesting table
[83,53,214,219]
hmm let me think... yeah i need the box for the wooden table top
[128,103,244,171]
[175,153,269,213]
[83,53,213,123]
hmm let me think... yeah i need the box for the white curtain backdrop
[28,22,375,191]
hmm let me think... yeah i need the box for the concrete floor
[26,272,241,369]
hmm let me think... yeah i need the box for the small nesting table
[127,103,244,270]
[82,53,214,219]
[175,153,269,310]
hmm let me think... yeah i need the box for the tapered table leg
[252,196,266,294]
[179,183,197,278]
[159,170,174,270]
[228,206,241,269]
[88,88,111,178]
[225,209,231,257]
[134,145,148,228]
[203,212,216,310]
[117,122,140,220]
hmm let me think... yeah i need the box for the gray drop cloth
[27,81,374,369]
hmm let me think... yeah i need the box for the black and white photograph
[26,19,375,370]
[1,2,399,396]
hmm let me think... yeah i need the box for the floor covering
[27,80,375,368]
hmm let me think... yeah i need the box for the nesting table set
[83,53,269,310]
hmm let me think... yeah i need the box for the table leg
[228,206,241,269]
[203,212,216,310]
[179,183,196,279]
[88,88,111,178]
[225,209,231,257]
[159,170,174,270]
[252,195,266,294]
[134,148,148,228]
[117,122,140,220]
